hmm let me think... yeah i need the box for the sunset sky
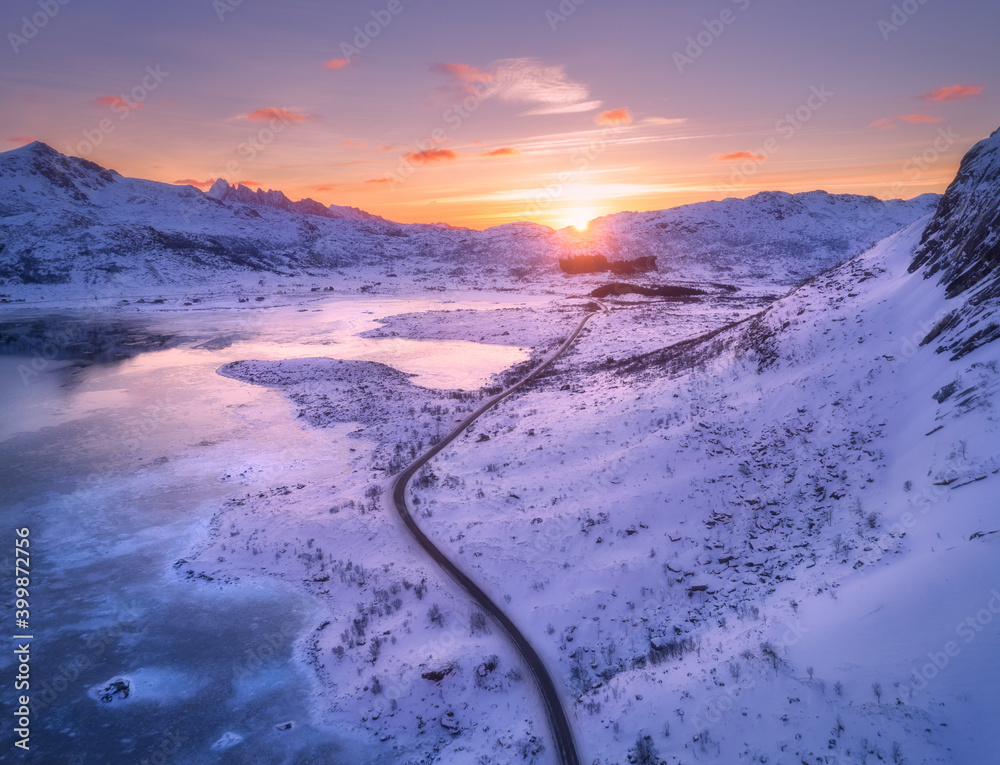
[2,0,997,229]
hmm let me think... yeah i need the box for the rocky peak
[909,127,1000,358]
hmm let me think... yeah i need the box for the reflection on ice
[0,294,530,764]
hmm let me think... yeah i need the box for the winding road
[390,299,602,765]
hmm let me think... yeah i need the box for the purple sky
[2,0,997,228]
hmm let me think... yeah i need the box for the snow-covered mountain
[0,142,551,288]
[206,178,385,222]
[380,132,999,762]
[909,127,1000,360]
[563,190,940,285]
[0,142,938,292]
[169,126,1000,764]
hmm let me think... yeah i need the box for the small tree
[628,733,663,765]
[470,610,490,636]
[428,603,444,626]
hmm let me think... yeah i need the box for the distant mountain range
[0,141,940,289]
[205,178,385,223]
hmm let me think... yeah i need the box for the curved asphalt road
[390,300,602,765]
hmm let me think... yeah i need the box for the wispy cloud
[428,62,493,104]
[595,108,632,126]
[870,113,946,129]
[921,84,984,102]
[493,58,598,115]
[173,178,260,189]
[513,126,712,155]
[435,63,492,89]
[432,57,600,116]
[324,58,352,70]
[96,95,142,111]
[899,114,945,124]
[173,178,214,188]
[480,147,522,158]
[714,151,765,162]
[405,148,459,164]
[244,107,310,122]
[642,117,687,126]
[436,180,688,206]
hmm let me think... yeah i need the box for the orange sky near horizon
[2,0,997,230]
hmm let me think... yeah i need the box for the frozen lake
[0,295,539,764]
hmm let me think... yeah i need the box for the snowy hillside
[562,191,940,285]
[0,142,936,295]
[186,128,1000,764]
[0,143,552,289]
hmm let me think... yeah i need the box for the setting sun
[562,208,598,230]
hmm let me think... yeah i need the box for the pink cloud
[9,135,36,144]
[871,113,948,129]
[921,84,984,102]
[245,107,310,123]
[365,177,393,185]
[715,151,765,162]
[595,108,632,126]
[480,147,521,158]
[173,178,214,188]
[405,148,459,164]
[899,114,945,124]
[429,62,494,104]
[324,58,352,70]
[435,62,493,86]
[96,95,142,111]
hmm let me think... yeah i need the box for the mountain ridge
[0,141,942,290]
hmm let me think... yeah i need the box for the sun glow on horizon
[560,207,601,231]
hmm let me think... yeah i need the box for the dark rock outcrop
[589,283,706,299]
[560,254,657,275]
[910,127,1000,358]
